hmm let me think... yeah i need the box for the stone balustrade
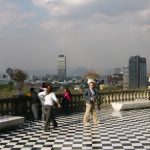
[100,90,150,104]
[0,94,86,119]
[0,90,149,119]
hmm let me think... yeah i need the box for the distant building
[114,67,121,74]
[28,75,37,82]
[107,75,113,84]
[129,55,147,89]
[57,55,66,81]
[112,73,123,85]
[123,66,129,90]
[0,73,10,85]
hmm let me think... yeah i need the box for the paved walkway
[0,107,150,150]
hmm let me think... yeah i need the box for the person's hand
[90,97,94,101]
[57,103,61,108]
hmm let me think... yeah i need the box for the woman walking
[62,87,72,115]
[38,83,61,131]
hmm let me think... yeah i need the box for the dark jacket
[83,88,99,104]
[31,91,41,105]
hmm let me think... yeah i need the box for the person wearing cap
[83,78,99,126]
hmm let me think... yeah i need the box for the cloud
[138,6,150,31]
[62,0,90,6]
[1,0,149,31]
[32,0,93,16]
[31,0,150,32]
[31,0,150,18]
[0,0,35,30]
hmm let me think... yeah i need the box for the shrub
[7,68,27,82]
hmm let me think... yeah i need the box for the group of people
[29,78,99,131]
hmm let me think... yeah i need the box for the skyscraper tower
[57,55,66,81]
[129,55,147,89]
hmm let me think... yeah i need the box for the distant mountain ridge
[68,67,89,76]
[27,67,89,76]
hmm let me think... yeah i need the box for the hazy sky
[0,0,150,75]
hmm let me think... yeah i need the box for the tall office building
[57,55,66,80]
[129,55,147,89]
[123,66,129,90]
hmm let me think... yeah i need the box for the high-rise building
[123,66,129,90]
[129,55,147,89]
[57,55,66,80]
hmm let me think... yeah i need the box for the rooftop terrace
[0,106,150,150]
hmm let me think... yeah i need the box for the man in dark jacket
[30,87,41,120]
[83,79,99,126]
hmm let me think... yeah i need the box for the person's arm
[38,91,46,98]
[52,93,61,108]
[83,90,91,103]
[92,89,98,100]
[83,90,89,99]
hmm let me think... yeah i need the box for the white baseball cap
[87,78,95,84]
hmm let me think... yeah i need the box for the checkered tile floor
[0,107,150,150]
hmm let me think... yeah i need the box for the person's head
[30,87,34,92]
[64,87,70,92]
[89,82,95,89]
[46,83,53,93]
[87,79,95,89]
[42,82,47,88]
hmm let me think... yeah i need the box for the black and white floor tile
[0,107,150,150]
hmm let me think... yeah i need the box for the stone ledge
[111,99,150,111]
[0,116,24,130]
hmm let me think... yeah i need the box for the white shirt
[38,91,58,106]
[90,88,95,95]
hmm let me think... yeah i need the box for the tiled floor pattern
[0,108,150,150]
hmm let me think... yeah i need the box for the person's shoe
[84,122,90,127]
[44,128,50,131]
[44,127,50,131]
[53,124,58,129]
[94,120,99,124]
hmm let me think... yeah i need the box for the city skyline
[0,0,150,75]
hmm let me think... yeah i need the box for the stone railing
[0,90,149,119]
[100,90,150,104]
[0,94,86,120]
[0,96,32,119]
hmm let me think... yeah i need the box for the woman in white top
[38,83,60,131]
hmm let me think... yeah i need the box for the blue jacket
[83,88,99,104]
